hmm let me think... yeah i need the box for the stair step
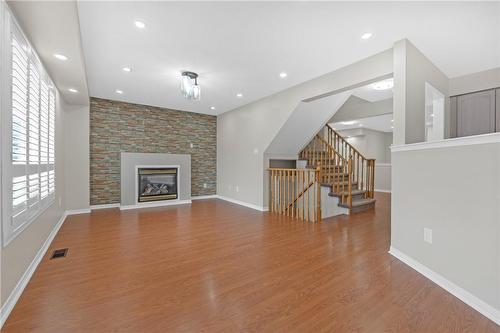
[329,189,365,197]
[321,181,358,188]
[339,198,376,213]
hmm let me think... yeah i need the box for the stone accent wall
[90,98,216,205]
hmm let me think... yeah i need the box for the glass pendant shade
[192,84,201,100]
[180,71,201,101]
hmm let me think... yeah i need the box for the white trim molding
[217,195,269,212]
[65,208,91,215]
[391,132,500,153]
[389,246,500,326]
[375,189,391,193]
[119,199,191,211]
[191,195,218,200]
[90,203,120,210]
[0,211,67,328]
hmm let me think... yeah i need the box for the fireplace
[137,167,178,203]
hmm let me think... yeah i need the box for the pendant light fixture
[180,71,201,100]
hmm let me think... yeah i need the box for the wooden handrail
[268,167,321,222]
[298,125,376,212]
[326,124,366,160]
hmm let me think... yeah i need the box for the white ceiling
[331,113,394,133]
[77,1,500,115]
[352,79,393,102]
[8,1,89,105]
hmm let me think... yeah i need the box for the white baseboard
[389,246,500,326]
[119,199,192,211]
[0,211,67,329]
[65,208,91,215]
[191,195,218,200]
[217,195,268,212]
[90,203,120,210]
[375,189,391,193]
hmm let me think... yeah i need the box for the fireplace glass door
[138,168,178,202]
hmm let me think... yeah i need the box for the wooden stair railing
[325,124,375,199]
[268,167,321,222]
[300,135,351,206]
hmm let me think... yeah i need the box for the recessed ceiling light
[134,21,146,29]
[391,126,394,129]
[279,72,287,78]
[122,67,132,72]
[54,53,68,61]
[210,106,216,110]
[341,121,356,125]
[116,89,123,94]
[391,119,394,122]
[358,124,363,127]
[361,32,372,40]
[236,93,243,98]
[430,113,435,117]
[68,88,78,93]
[372,78,394,91]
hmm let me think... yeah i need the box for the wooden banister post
[316,163,321,222]
[348,156,353,212]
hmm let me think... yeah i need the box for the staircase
[268,124,376,221]
[301,124,376,214]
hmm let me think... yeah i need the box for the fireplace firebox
[137,167,178,203]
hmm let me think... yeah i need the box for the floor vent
[50,248,68,259]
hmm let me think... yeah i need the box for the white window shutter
[2,6,58,244]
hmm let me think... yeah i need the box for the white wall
[64,105,90,211]
[391,135,500,321]
[374,164,391,192]
[450,67,500,96]
[217,49,394,208]
[393,39,450,145]
[339,128,392,163]
[266,91,352,155]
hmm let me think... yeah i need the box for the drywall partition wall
[217,49,393,208]
[450,67,500,96]
[393,39,450,145]
[266,91,352,155]
[337,128,392,163]
[331,96,393,122]
[64,104,90,211]
[1,93,67,309]
[374,164,391,192]
[391,135,500,321]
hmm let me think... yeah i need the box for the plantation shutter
[4,10,57,240]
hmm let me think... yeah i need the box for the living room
[1,1,499,331]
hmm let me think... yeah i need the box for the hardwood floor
[3,193,499,332]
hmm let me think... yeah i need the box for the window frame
[1,2,58,247]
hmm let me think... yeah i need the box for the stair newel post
[348,156,353,211]
[370,159,375,198]
[269,169,273,213]
[316,163,321,222]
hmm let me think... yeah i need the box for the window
[2,4,57,245]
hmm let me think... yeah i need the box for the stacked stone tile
[90,98,216,205]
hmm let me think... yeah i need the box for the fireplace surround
[120,153,191,209]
